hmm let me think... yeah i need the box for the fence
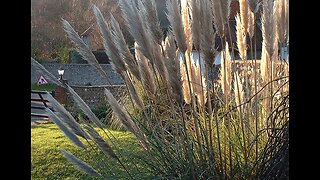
[31,90,53,119]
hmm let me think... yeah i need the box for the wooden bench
[31,90,54,118]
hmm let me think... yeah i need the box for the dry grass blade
[83,124,118,160]
[166,0,187,53]
[93,5,126,74]
[46,108,86,149]
[46,93,89,139]
[135,43,156,99]
[62,19,107,78]
[31,58,65,87]
[109,14,141,81]
[60,149,102,177]
[104,88,149,150]
[119,0,153,61]
[66,84,105,129]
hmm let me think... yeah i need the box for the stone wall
[69,85,127,109]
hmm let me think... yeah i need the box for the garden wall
[31,63,124,86]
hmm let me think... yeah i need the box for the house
[80,24,95,50]
[70,24,111,64]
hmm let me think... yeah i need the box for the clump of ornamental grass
[33,0,289,179]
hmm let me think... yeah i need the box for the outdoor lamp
[58,69,64,80]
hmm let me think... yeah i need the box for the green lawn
[31,124,152,179]
[31,83,56,92]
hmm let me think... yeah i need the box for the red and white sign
[36,75,49,86]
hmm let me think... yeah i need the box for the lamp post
[58,69,65,81]
[55,68,67,104]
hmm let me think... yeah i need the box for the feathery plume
[247,9,255,39]
[275,0,286,44]
[134,0,167,79]
[236,14,247,60]
[119,0,153,61]
[220,42,232,97]
[184,51,194,88]
[234,72,244,112]
[190,61,197,93]
[66,84,105,129]
[211,0,231,37]
[46,94,89,139]
[163,34,183,104]
[211,0,223,37]
[248,0,262,13]
[285,0,289,44]
[93,5,126,74]
[167,0,188,53]
[104,88,149,150]
[46,108,86,149]
[260,45,268,83]
[193,63,207,107]
[141,0,163,44]
[200,0,216,67]
[261,9,278,118]
[220,0,232,22]
[61,149,101,177]
[239,0,248,33]
[109,14,141,81]
[181,0,193,53]
[62,19,107,78]
[261,0,278,59]
[135,43,156,99]
[190,0,201,51]
[123,74,144,109]
[31,58,65,87]
[153,43,168,80]
[180,60,191,104]
[163,33,177,63]
[83,125,118,160]
[260,45,271,117]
